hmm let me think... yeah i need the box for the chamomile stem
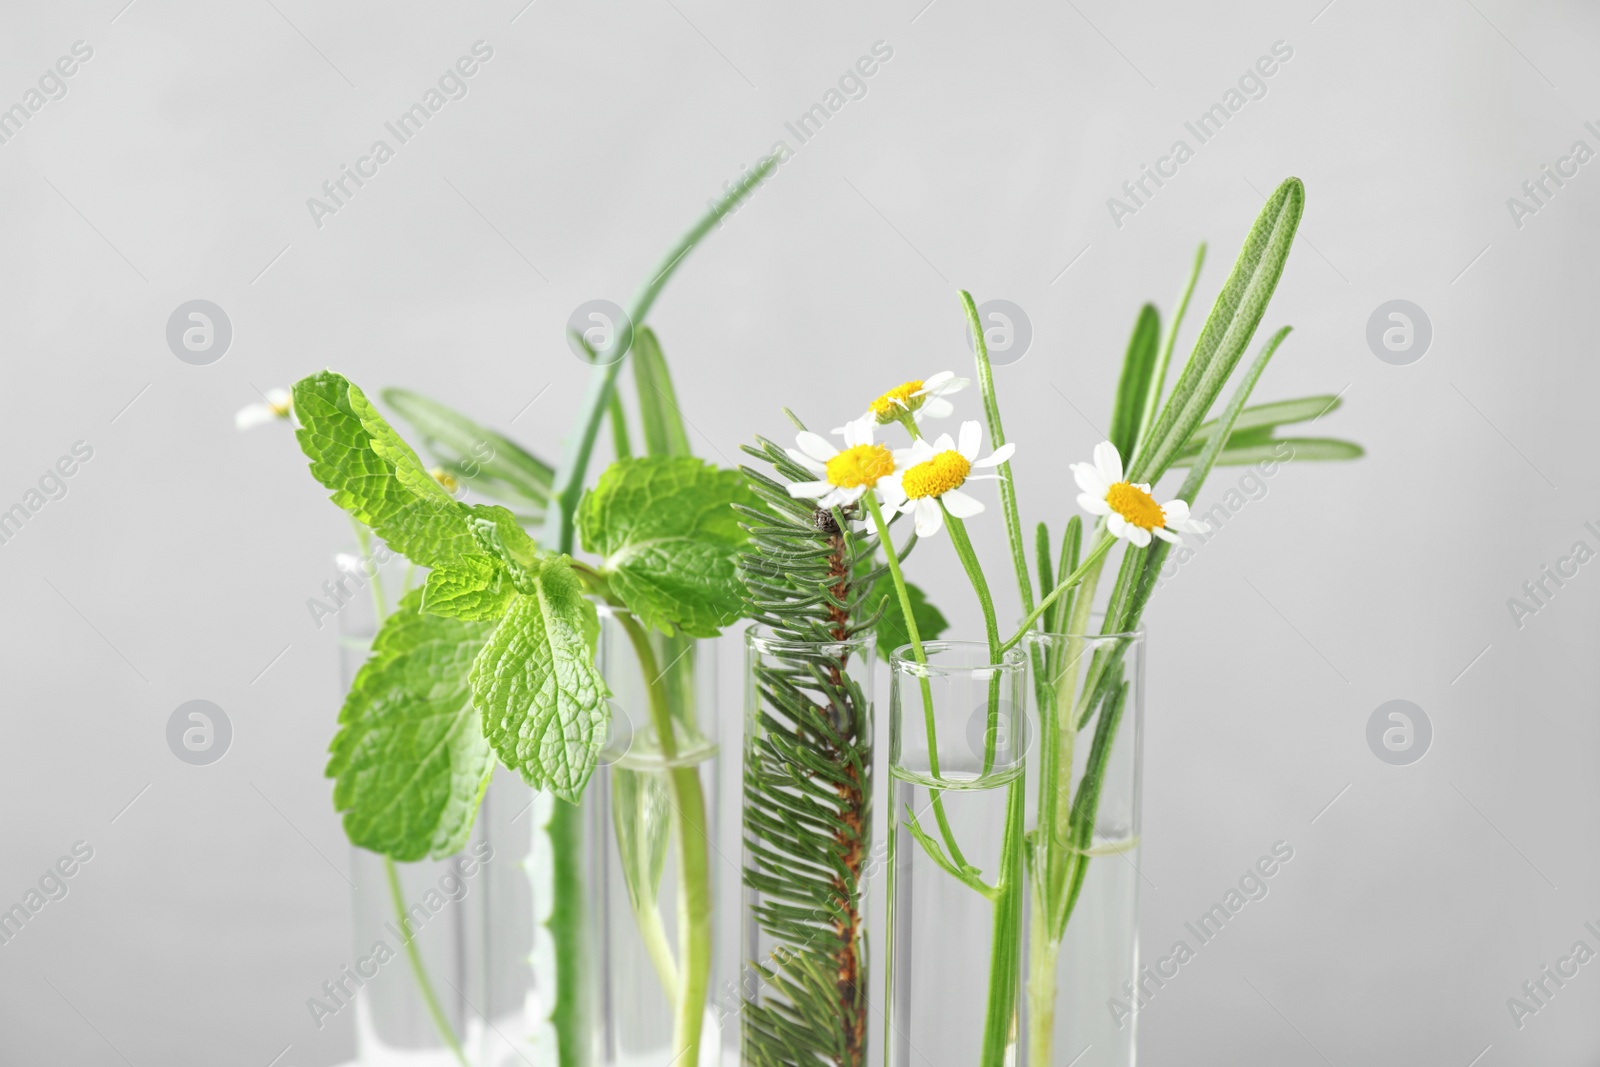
[861,493,974,874]
[1000,533,1115,653]
[959,290,1033,614]
[384,857,471,1067]
[943,508,1027,1067]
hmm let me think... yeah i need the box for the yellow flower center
[431,467,461,495]
[869,380,926,421]
[825,444,895,489]
[1106,481,1166,530]
[902,450,971,499]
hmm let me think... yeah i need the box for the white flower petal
[235,404,275,430]
[913,499,944,538]
[878,473,907,509]
[1094,441,1124,485]
[941,488,985,519]
[920,370,955,392]
[841,419,877,448]
[839,485,867,505]
[788,479,834,500]
[1072,463,1108,496]
[922,397,954,419]
[1107,513,1131,540]
[1176,517,1210,535]
[975,442,1015,468]
[957,421,982,460]
[785,450,828,475]
[1162,499,1191,524]
[1077,492,1111,515]
[931,433,956,453]
[1152,527,1181,544]
[934,375,969,396]
[795,431,837,462]
[1126,525,1152,547]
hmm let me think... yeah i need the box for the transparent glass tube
[1022,628,1145,1067]
[585,605,721,1066]
[333,549,496,1067]
[740,625,876,1067]
[885,641,1028,1067]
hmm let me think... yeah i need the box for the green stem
[547,799,589,1067]
[1000,533,1115,653]
[384,857,470,1067]
[617,612,712,1066]
[863,494,975,875]
[942,512,1000,658]
[959,290,1033,615]
[541,154,779,554]
[350,520,388,619]
[1131,243,1205,458]
[942,508,1026,1067]
[1024,531,1112,1065]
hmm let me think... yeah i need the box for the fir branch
[737,441,874,1067]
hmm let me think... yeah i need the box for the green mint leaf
[870,576,949,662]
[422,557,513,621]
[326,589,497,861]
[471,554,608,803]
[579,457,754,638]
[292,371,484,569]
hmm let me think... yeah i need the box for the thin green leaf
[1171,436,1364,467]
[1107,303,1161,461]
[381,387,553,507]
[1134,243,1206,450]
[1186,394,1343,446]
[1130,177,1305,483]
[632,327,693,459]
[1129,326,1294,620]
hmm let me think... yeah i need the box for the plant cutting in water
[735,428,947,1066]
[242,157,816,1066]
[766,177,1361,1064]
[245,163,1361,1066]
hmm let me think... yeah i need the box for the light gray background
[0,0,1595,1063]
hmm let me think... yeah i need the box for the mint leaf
[870,576,949,662]
[326,589,497,861]
[294,371,511,614]
[579,457,754,637]
[471,554,608,803]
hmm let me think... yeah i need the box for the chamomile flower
[1071,441,1208,547]
[786,420,898,509]
[879,420,1014,538]
[235,388,293,430]
[839,371,970,432]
